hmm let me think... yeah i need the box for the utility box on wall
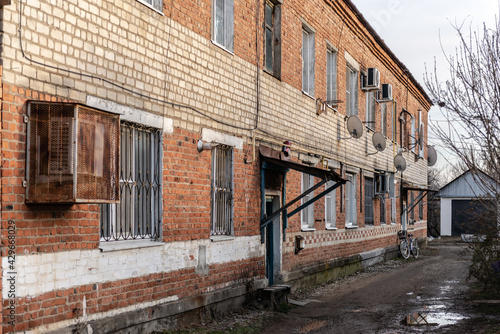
[26,101,120,204]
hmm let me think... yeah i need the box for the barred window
[211,145,234,236]
[100,122,162,241]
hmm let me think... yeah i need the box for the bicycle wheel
[400,239,410,259]
[412,239,419,258]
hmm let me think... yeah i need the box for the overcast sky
[354,0,499,172]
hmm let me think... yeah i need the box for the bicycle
[398,230,419,259]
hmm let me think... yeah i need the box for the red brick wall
[1,257,264,333]
[0,84,266,332]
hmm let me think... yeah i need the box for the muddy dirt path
[260,238,478,334]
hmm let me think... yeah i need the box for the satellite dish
[394,154,407,172]
[367,132,386,155]
[346,115,363,139]
[427,146,437,167]
[372,132,386,152]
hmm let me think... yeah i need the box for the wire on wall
[17,0,255,132]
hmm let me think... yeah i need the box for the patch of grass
[154,312,273,334]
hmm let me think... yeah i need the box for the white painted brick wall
[2,236,264,299]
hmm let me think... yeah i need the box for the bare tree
[425,18,500,295]
[425,18,500,202]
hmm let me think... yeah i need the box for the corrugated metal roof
[437,169,498,198]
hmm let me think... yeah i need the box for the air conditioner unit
[377,83,393,101]
[361,67,380,91]
[26,101,120,204]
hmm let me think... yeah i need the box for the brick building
[0,0,432,332]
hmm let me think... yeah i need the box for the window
[364,177,374,225]
[326,48,337,105]
[419,191,424,220]
[366,92,376,130]
[264,0,281,78]
[100,122,162,241]
[302,26,315,96]
[325,181,336,229]
[381,103,387,137]
[138,0,163,12]
[212,0,234,52]
[301,173,315,229]
[380,195,386,224]
[345,173,357,226]
[346,65,358,116]
[410,192,415,222]
[211,145,234,236]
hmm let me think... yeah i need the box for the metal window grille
[211,145,234,235]
[100,122,162,241]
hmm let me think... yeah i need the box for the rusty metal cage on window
[211,145,234,236]
[100,122,162,241]
[26,102,120,204]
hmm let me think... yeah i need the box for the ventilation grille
[26,102,120,203]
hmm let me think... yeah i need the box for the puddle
[425,312,466,326]
[424,304,446,310]
[404,311,467,327]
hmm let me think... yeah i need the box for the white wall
[440,198,452,236]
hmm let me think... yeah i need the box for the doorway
[265,196,282,286]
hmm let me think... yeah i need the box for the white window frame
[212,0,234,52]
[302,25,315,96]
[346,65,358,116]
[301,173,315,230]
[326,47,337,105]
[325,181,337,229]
[345,173,358,227]
[137,0,163,13]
